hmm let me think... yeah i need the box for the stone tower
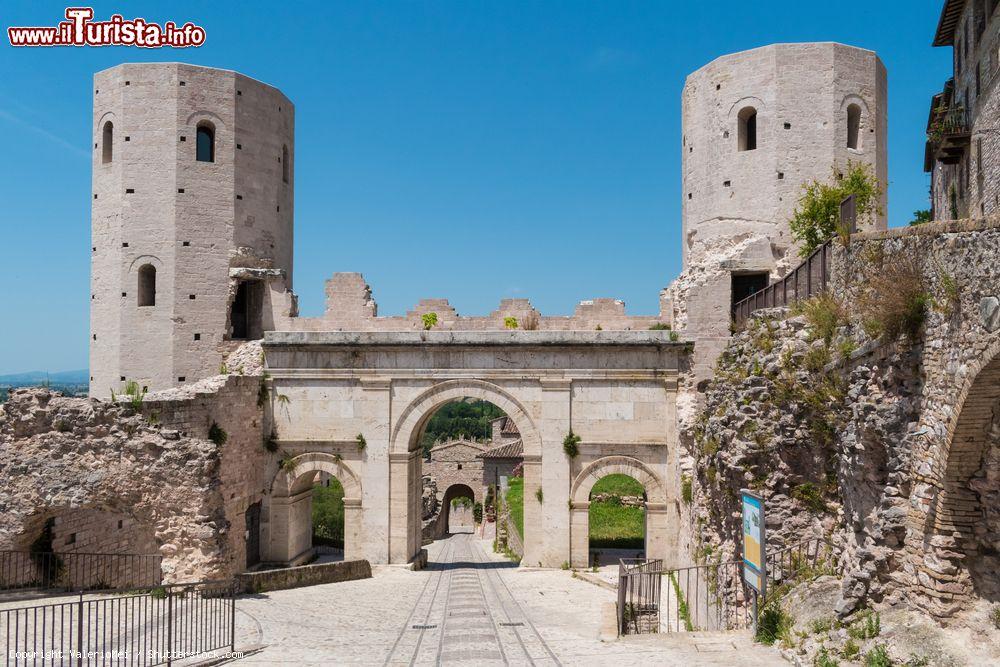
[667,43,887,377]
[90,63,295,397]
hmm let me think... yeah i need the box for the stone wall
[235,558,371,594]
[684,217,1000,620]
[0,372,268,583]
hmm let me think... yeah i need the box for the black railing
[731,242,833,328]
[617,537,830,636]
[0,580,236,666]
[0,551,162,594]
[929,105,970,141]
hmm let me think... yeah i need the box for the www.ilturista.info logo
[8,7,206,48]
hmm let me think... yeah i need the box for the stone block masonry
[236,559,372,594]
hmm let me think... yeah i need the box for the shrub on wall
[562,431,581,458]
[789,162,883,257]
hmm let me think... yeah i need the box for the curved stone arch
[390,379,541,456]
[270,452,362,501]
[95,110,117,135]
[570,456,666,506]
[127,254,163,273]
[184,109,227,131]
[839,93,871,115]
[726,95,767,122]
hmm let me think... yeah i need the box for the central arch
[265,453,363,565]
[569,456,668,568]
[389,379,543,564]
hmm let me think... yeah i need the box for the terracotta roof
[491,415,520,437]
[428,439,488,455]
[933,0,966,47]
[477,439,523,459]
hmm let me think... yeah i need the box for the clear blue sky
[0,1,949,374]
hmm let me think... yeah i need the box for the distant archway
[443,483,476,534]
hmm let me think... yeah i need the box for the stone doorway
[245,502,261,568]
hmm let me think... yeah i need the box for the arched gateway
[263,330,684,567]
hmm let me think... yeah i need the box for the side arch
[570,455,666,505]
[390,378,541,456]
[265,452,363,564]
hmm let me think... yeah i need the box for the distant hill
[0,369,89,386]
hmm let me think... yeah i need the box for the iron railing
[0,551,162,595]
[731,242,833,328]
[617,537,831,636]
[929,105,970,141]
[0,580,236,666]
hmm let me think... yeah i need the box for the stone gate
[260,330,684,568]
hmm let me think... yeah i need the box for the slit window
[282,144,289,183]
[738,107,757,151]
[102,121,113,163]
[196,123,215,162]
[846,104,862,150]
[138,264,156,307]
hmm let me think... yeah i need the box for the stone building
[925,0,1000,221]
[478,417,524,495]
[89,63,296,398]
[422,438,487,538]
[662,43,888,378]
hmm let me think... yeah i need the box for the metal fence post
[230,582,236,654]
[167,587,174,667]
[76,592,84,667]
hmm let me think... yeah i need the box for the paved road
[383,533,560,665]
[233,534,785,666]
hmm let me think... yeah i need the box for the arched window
[738,107,757,151]
[196,123,215,163]
[102,121,113,164]
[282,145,289,183]
[138,264,156,307]
[846,104,862,150]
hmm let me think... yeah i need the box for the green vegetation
[842,639,861,660]
[815,647,840,667]
[356,433,367,452]
[589,474,645,550]
[668,572,694,631]
[681,475,693,504]
[789,162,884,257]
[855,244,931,343]
[909,209,932,226]
[504,316,518,329]
[755,603,794,646]
[648,323,671,330]
[799,292,845,346]
[792,482,828,513]
[312,478,344,548]
[420,399,506,456]
[506,477,524,538]
[421,312,438,330]
[863,645,892,667]
[991,604,1000,630]
[848,610,881,640]
[208,421,227,446]
[562,431,581,458]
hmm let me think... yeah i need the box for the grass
[589,474,645,550]
[755,603,794,646]
[312,479,345,548]
[668,572,694,631]
[506,477,524,539]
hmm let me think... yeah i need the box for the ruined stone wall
[683,218,1000,619]
[90,63,295,398]
[0,372,268,583]
[275,273,671,333]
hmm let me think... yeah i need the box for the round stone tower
[667,42,887,378]
[90,63,295,397]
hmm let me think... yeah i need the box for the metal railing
[0,580,236,666]
[929,105,970,141]
[0,551,162,595]
[731,242,833,328]
[617,537,830,636]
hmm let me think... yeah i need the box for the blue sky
[0,1,949,374]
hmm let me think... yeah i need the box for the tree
[789,162,884,257]
[909,209,932,226]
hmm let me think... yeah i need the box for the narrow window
[738,107,757,151]
[846,104,862,150]
[230,281,262,340]
[196,123,215,163]
[138,264,156,307]
[282,145,289,183]
[102,121,113,164]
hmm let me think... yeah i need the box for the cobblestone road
[233,533,785,665]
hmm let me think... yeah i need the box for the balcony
[928,104,971,166]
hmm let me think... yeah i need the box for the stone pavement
[232,533,786,665]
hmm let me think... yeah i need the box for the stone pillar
[570,503,590,568]
[388,451,420,563]
[521,455,542,566]
[359,378,391,563]
[343,498,363,562]
[538,378,573,567]
[645,502,672,566]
